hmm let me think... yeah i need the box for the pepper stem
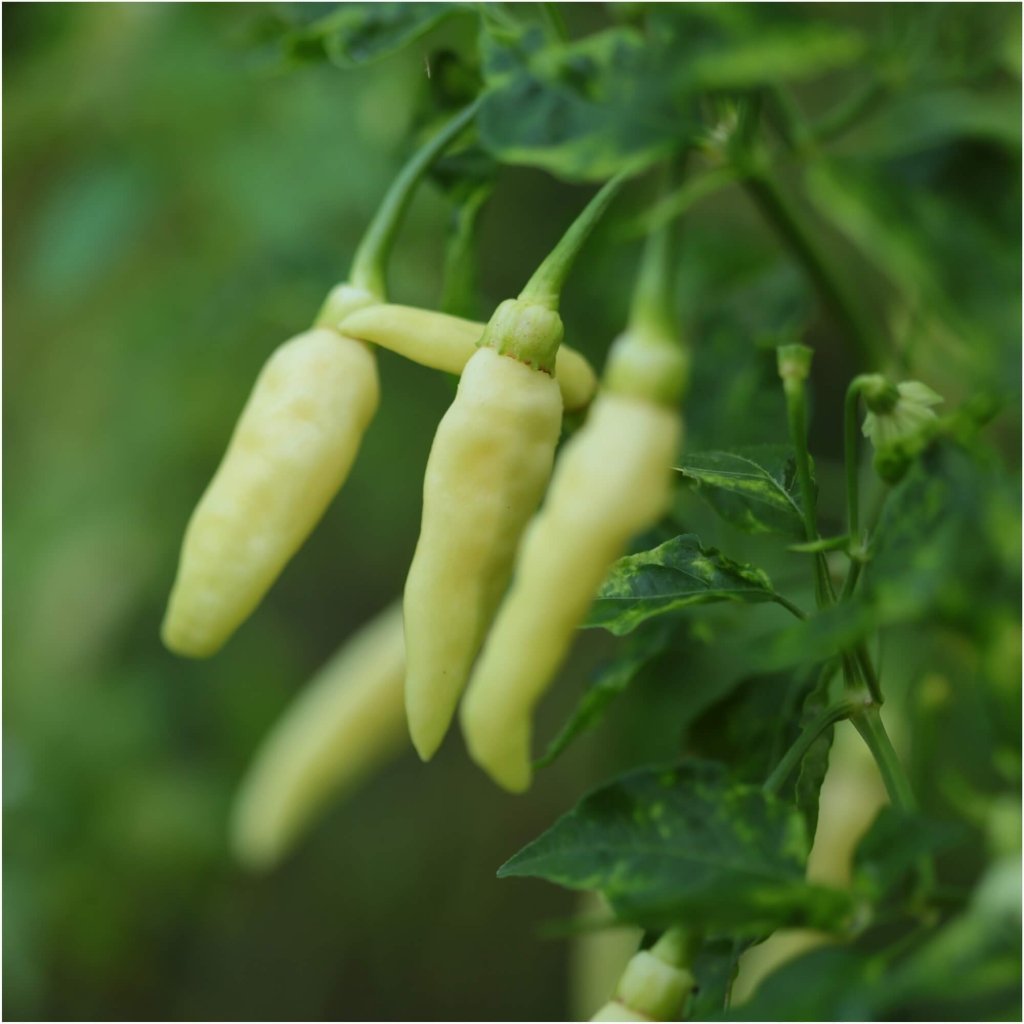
[349,98,482,299]
[518,172,629,310]
[604,168,690,405]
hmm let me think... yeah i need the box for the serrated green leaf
[499,760,850,933]
[677,447,807,538]
[585,534,792,636]
[535,621,674,770]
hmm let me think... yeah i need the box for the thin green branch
[850,705,915,810]
[773,594,809,621]
[520,172,628,309]
[764,699,857,796]
[844,377,866,542]
[349,97,482,297]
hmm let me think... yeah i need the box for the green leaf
[677,447,807,538]
[285,3,470,67]
[535,620,673,770]
[585,535,791,637]
[499,760,850,933]
[479,25,689,181]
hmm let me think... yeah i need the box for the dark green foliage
[500,761,851,934]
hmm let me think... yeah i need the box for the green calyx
[479,172,626,374]
[857,373,900,414]
[603,325,688,406]
[478,298,564,374]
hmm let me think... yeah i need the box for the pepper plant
[9,3,1016,1021]
[168,3,1021,1020]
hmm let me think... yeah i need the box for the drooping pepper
[162,311,379,657]
[161,102,478,658]
[403,175,626,761]
[231,601,406,871]
[460,204,688,792]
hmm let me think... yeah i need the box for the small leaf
[535,621,674,770]
[499,760,851,933]
[677,447,807,538]
[585,535,789,637]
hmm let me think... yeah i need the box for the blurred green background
[3,3,1020,1021]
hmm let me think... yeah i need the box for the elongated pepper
[403,315,563,760]
[162,103,479,658]
[162,289,379,657]
[403,175,626,760]
[460,381,681,790]
[461,207,688,792]
[231,601,406,870]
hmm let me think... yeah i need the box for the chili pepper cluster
[161,104,688,868]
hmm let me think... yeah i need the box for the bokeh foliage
[4,3,1020,1020]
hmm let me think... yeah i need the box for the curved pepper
[338,303,598,411]
[162,291,378,657]
[460,384,681,791]
[403,341,562,760]
[231,601,406,870]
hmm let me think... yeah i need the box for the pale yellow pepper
[231,601,406,871]
[162,287,379,658]
[404,329,563,760]
[402,174,626,761]
[460,364,682,791]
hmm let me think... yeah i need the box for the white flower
[862,380,943,449]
